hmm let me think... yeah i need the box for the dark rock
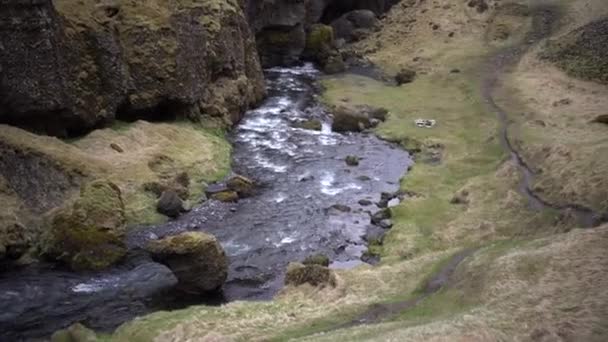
[285,262,336,287]
[468,0,489,13]
[147,231,228,294]
[331,10,378,42]
[358,199,373,206]
[357,175,372,181]
[592,114,608,125]
[156,190,184,218]
[332,104,388,132]
[110,143,124,153]
[323,54,347,74]
[303,254,330,267]
[450,68,461,73]
[0,0,265,136]
[450,189,470,205]
[371,208,391,225]
[378,219,393,229]
[346,155,360,166]
[331,204,352,212]
[395,68,417,85]
[226,175,255,198]
[293,119,323,131]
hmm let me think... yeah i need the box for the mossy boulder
[285,262,336,288]
[146,231,228,293]
[0,215,33,260]
[345,155,360,166]
[156,190,185,218]
[51,323,98,342]
[305,24,335,62]
[293,119,323,131]
[332,104,387,132]
[226,175,255,198]
[42,180,127,271]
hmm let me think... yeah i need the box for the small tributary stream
[0,64,412,341]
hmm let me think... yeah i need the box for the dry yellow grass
[0,121,230,226]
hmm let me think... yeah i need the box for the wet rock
[206,183,239,202]
[303,254,330,267]
[156,190,185,218]
[331,204,352,213]
[357,175,372,181]
[592,114,608,125]
[285,262,336,288]
[42,180,126,271]
[346,155,360,166]
[361,250,380,265]
[358,199,373,206]
[378,219,394,229]
[323,54,347,74]
[332,104,388,132]
[147,231,228,294]
[227,175,255,198]
[293,119,323,131]
[51,323,98,342]
[332,106,371,132]
[0,217,32,261]
[331,10,378,42]
[371,208,392,225]
[395,68,417,85]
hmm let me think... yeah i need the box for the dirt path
[481,4,606,227]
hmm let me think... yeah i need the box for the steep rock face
[245,0,398,67]
[0,0,265,136]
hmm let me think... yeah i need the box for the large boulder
[156,190,185,218]
[331,10,378,42]
[42,180,127,271]
[226,175,256,198]
[146,231,228,294]
[0,0,265,136]
[285,262,336,287]
[331,104,388,132]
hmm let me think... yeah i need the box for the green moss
[43,180,127,270]
[306,24,334,56]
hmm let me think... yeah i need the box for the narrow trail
[333,249,475,330]
[481,5,607,227]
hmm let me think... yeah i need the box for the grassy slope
[0,120,231,226]
[107,0,608,340]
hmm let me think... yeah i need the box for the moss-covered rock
[51,323,98,342]
[146,231,228,293]
[226,175,256,198]
[305,24,335,63]
[285,262,336,288]
[293,119,323,131]
[42,180,127,271]
[0,0,265,136]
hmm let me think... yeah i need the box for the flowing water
[0,65,412,340]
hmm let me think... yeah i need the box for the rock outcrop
[146,231,228,294]
[0,0,265,136]
[245,0,399,67]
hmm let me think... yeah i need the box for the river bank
[107,0,608,341]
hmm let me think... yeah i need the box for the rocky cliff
[245,0,399,66]
[0,0,265,137]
